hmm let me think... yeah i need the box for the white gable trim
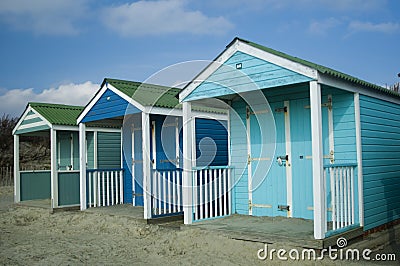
[12,106,51,135]
[107,83,145,112]
[237,41,318,79]
[77,82,145,124]
[180,39,318,102]
[77,84,107,124]
[179,39,240,101]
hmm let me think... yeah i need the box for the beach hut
[77,78,228,220]
[13,102,121,209]
[179,37,400,240]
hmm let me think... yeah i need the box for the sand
[0,186,263,265]
[0,186,398,265]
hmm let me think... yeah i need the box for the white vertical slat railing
[325,163,357,234]
[151,169,183,217]
[87,169,124,208]
[193,166,232,221]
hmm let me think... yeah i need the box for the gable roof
[29,102,84,126]
[235,38,394,96]
[181,37,398,101]
[13,102,84,135]
[104,78,181,109]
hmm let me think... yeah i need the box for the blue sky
[0,0,399,117]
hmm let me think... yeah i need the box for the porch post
[183,102,193,224]
[354,92,364,226]
[50,128,58,208]
[79,123,87,210]
[142,112,152,219]
[13,134,20,203]
[309,81,326,239]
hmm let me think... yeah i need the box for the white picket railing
[193,166,232,221]
[151,169,183,217]
[325,163,357,232]
[87,169,124,208]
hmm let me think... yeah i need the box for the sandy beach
[0,186,398,265]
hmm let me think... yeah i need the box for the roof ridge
[29,102,84,109]
[233,37,397,97]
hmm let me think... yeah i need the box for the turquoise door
[58,132,72,170]
[290,98,313,219]
[289,97,330,220]
[247,102,287,217]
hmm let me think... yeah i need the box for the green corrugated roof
[105,78,181,108]
[234,38,398,97]
[30,102,84,126]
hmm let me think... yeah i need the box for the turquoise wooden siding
[20,117,43,125]
[14,109,50,134]
[58,172,80,206]
[97,132,121,169]
[185,51,312,101]
[322,87,357,164]
[72,132,79,170]
[15,125,50,135]
[81,89,141,123]
[20,171,51,201]
[360,95,400,230]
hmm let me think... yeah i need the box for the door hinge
[278,205,290,211]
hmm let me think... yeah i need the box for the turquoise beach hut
[179,37,400,241]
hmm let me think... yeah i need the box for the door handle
[277,155,289,166]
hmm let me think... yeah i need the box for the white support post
[79,123,87,210]
[183,102,193,224]
[13,134,20,203]
[50,128,58,208]
[354,92,364,226]
[142,112,152,219]
[310,81,326,239]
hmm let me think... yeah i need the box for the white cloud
[101,0,233,37]
[0,81,99,117]
[348,21,400,34]
[308,18,343,35]
[0,0,88,35]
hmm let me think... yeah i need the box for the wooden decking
[189,214,363,249]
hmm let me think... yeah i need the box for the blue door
[132,124,144,206]
[155,116,179,170]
